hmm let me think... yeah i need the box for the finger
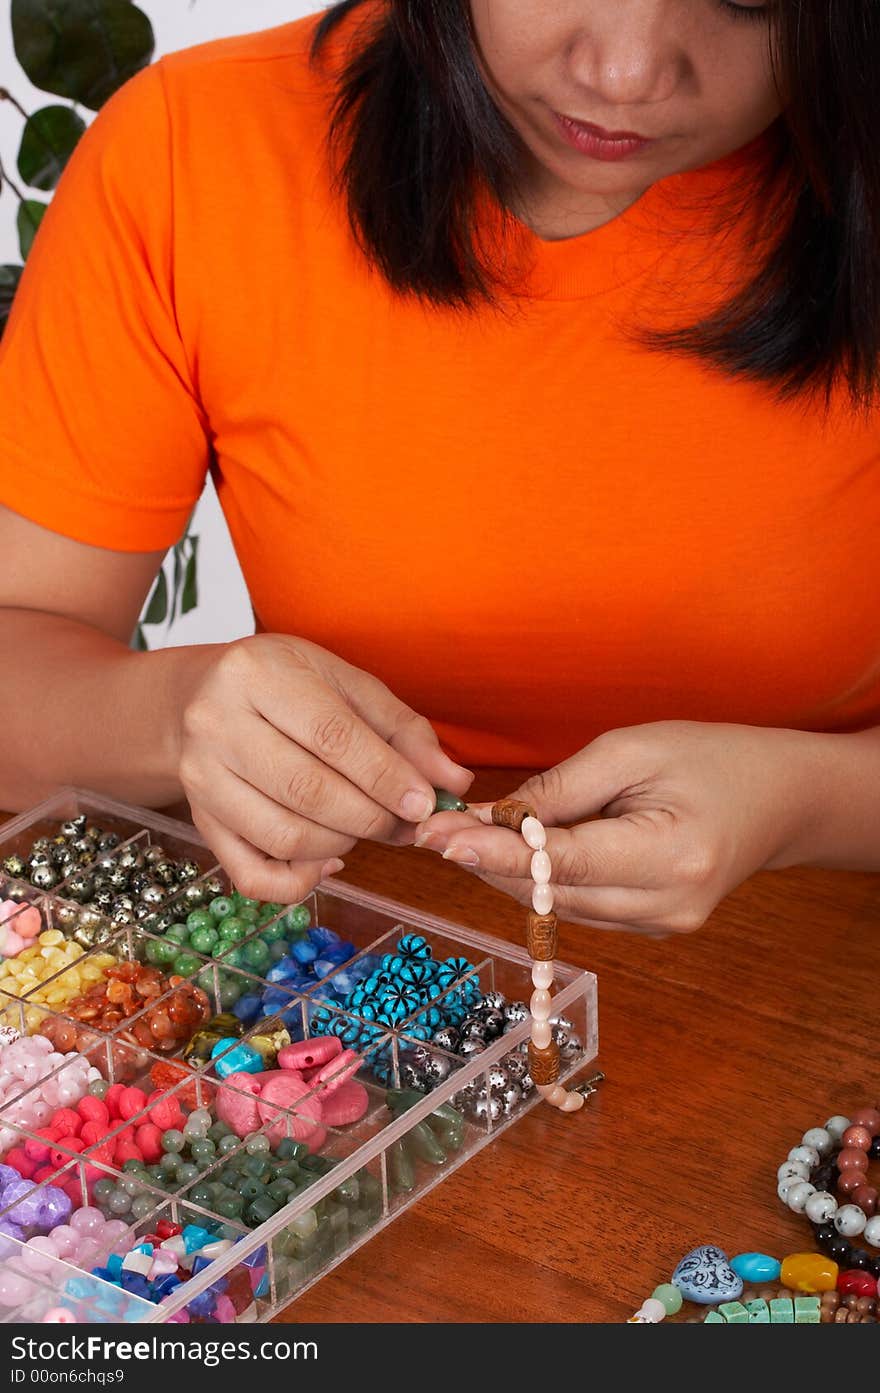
[222,710,406,843]
[506,734,648,826]
[190,763,355,864]
[470,866,658,925]
[191,804,346,904]
[411,809,485,848]
[254,652,456,824]
[430,812,672,890]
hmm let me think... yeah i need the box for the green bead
[93,1178,115,1203]
[703,1310,725,1323]
[389,1140,415,1193]
[238,1178,263,1201]
[237,897,260,914]
[190,926,219,954]
[215,1194,245,1220]
[159,1153,179,1175]
[144,939,166,965]
[208,1121,232,1143]
[432,787,468,813]
[244,1155,271,1179]
[267,1178,296,1204]
[186,908,214,933]
[162,1129,185,1154]
[260,921,287,944]
[247,1195,279,1225]
[718,1301,748,1324]
[88,1079,109,1100]
[285,904,310,933]
[268,939,288,961]
[276,1138,308,1163]
[165,924,190,945]
[122,1159,147,1176]
[745,1298,770,1323]
[189,1184,213,1207]
[794,1296,820,1324]
[245,1134,271,1156]
[406,1120,446,1166]
[190,1138,216,1163]
[241,939,270,972]
[769,1297,794,1324]
[237,905,259,925]
[155,939,180,966]
[173,951,202,978]
[218,979,242,1009]
[209,896,235,921]
[130,1195,154,1220]
[175,1162,199,1186]
[217,916,247,943]
[651,1283,683,1316]
[218,1134,241,1156]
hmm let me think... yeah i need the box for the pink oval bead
[315,1048,361,1094]
[43,1308,76,1324]
[842,1125,872,1152]
[277,1037,342,1072]
[838,1148,869,1173]
[319,1081,369,1128]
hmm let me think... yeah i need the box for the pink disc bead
[319,1080,369,1127]
[842,1125,872,1152]
[277,1037,342,1072]
[838,1148,869,1173]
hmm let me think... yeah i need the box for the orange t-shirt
[1,5,878,770]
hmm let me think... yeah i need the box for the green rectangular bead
[769,1297,794,1323]
[704,1310,726,1323]
[745,1298,770,1323]
[718,1301,749,1323]
[794,1296,821,1324]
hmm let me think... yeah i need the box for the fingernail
[442,845,479,867]
[414,831,445,850]
[320,858,345,879]
[401,790,435,822]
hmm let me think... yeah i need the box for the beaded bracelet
[475,798,584,1113]
[776,1109,880,1266]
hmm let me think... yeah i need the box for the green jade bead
[703,1310,725,1324]
[238,1178,263,1202]
[247,1196,280,1225]
[189,1184,213,1207]
[165,925,190,945]
[245,1134,271,1156]
[718,1302,748,1324]
[237,906,259,925]
[244,1155,271,1179]
[745,1299,770,1323]
[769,1298,794,1324]
[162,1130,186,1154]
[268,1178,297,1204]
[236,897,260,914]
[215,1195,245,1220]
[190,926,219,954]
[389,1140,415,1193]
[217,917,247,942]
[261,922,287,945]
[173,951,202,977]
[651,1283,683,1316]
[283,904,310,934]
[242,940,271,972]
[209,897,235,921]
[189,1139,216,1163]
[794,1296,820,1324]
[218,1134,241,1156]
[275,1139,307,1163]
[186,909,214,934]
[406,1121,447,1166]
[432,788,468,813]
[175,1163,200,1186]
[87,1079,110,1100]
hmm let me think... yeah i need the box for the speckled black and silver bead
[30,864,60,891]
[60,817,86,839]
[2,854,27,879]
[64,872,94,903]
[503,1000,529,1026]
[486,1065,510,1093]
[431,1026,460,1053]
[478,1008,506,1038]
[458,1039,486,1059]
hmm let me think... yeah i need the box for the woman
[0,0,877,936]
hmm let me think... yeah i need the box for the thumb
[506,737,637,827]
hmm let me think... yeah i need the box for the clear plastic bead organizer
[0,789,598,1323]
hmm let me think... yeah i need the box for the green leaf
[0,265,24,338]
[143,567,168,626]
[17,200,46,259]
[182,537,199,615]
[132,624,148,651]
[12,0,155,112]
[18,104,86,191]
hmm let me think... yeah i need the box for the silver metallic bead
[2,855,26,879]
[552,1014,574,1031]
[73,923,98,948]
[503,1000,529,1026]
[84,825,103,843]
[153,861,178,887]
[472,1094,504,1124]
[460,1017,490,1043]
[64,872,94,902]
[503,1053,529,1082]
[478,991,506,1013]
[143,845,168,867]
[423,1055,452,1085]
[502,1083,523,1114]
[53,902,80,931]
[519,1071,534,1094]
[60,817,86,839]
[29,865,59,891]
[91,889,114,915]
[552,1025,581,1058]
[486,1065,510,1093]
[186,863,211,887]
[458,1039,486,1059]
[30,838,51,855]
[77,907,105,934]
[431,1027,460,1053]
[107,866,129,892]
[140,883,166,907]
[180,883,207,909]
[478,1008,505,1038]
[27,850,51,870]
[133,903,157,924]
[452,1086,476,1111]
[70,837,96,863]
[117,848,144,872]
[97,832,120,852]
[399,1062,425,1090]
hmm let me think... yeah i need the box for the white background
[0,0,324,646]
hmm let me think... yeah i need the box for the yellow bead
[780,1253,839,1293]
[38,929,64,947]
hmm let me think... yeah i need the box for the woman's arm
[0,505,219,809]
[779,724,880,871]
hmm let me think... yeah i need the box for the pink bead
[257,1072,324,1146]
[21,1237,57,1274]
[16,907,42,940]
[838,1148,869,1172]
[50,1109,82,1137]
[101,1221,131,1249]
[104,1085,126,1118]
[70,1206,104,1237]
[32,1166,57,1184]
[842,1125,872,1152]
[216,1073,263,1138]
[851,1107,880,1134]
[134,1123,163,1164]
[76,1097,110,1128]
[319,1080,369,1127]
[48,1226,78,1258]
[0,1270,34,1306]
[315,1049,360,1094]
[23,1136,52,1164]
[74,1238,104,1270]
[277,1037,342,1072]
[6,1148,36,1179]
[117,1087,147,1121]
[214,1295,236,1323]
[43,1308,76,1323]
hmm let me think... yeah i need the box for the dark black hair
[310,1,880,416]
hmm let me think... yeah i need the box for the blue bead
[307,925,343,949]
[211,1040,264,1078]
[233,993,263,1024]
[313,957,340,980]
[65,1278,93,1299]
[731,1253,781,1283]
[183,1225,214,1254]
[186,1291,217,1319]
[120,1273,151,1297]
[672,1246,743,1304]
[291,940,319,965]
[242,1245,268,1269]
[106,1254,123,1277]
[266,958,299,983]
[254,1272,270,1299]
[398,933,431,960]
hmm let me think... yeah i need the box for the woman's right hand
[175,633,473,901]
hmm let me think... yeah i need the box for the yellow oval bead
[38,930,63,947]
[780,1253,839,1293]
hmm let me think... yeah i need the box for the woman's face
[468,0,784,235]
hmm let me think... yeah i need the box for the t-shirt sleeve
[0,62,209,552]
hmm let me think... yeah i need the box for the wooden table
[269,769,879,1324]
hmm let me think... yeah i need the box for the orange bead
[852,1186,878,1216]
[842,1125,872,1152]
[850,1107,880,1133]
[838,1148,869,1172]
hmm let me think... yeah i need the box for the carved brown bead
[528,1039,560,1085]
[491,799,538,832]
[527,910,558,961]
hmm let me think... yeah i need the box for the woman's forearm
[771,725,880,871]
[0,608,222,810]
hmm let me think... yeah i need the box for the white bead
[639,1299,667,1323]
[530,849,551,884]
[530,1020,552,1048]
[777,1176,803,1202]
[863,1216,880,1247]
[532,883,554,915]
[531,961,553,989]
[834,1204,866,1237]
[777,1160,809,1183]
[536,1083,556,1099]
[805,1191,838,1224]
[521,816,546,850]
[547,1083,567,1108]
[530,989,552,1020]
[785,1181,816,1213]
[824,1115,851,1143]
[788,1144,820,1168]
[802,1127,833,1157]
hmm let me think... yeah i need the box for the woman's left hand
[413,720,830,935]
